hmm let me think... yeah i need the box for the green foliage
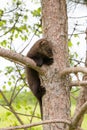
[0,40,7,47]
[0,0,42,49]
[0,90,87,129]
[0,0,32,49]
[0,20,6,27]
[31,7,41,17]
[0,91,42,129]
[0,9,3,17]
[5,66,14,74]
[68,40,73,47]
[74,34,79,38]
[68,34,82,66]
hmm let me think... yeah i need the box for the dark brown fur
[26,38,53,118]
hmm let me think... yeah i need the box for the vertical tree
[0,0,87,130]
[41,0,70,130]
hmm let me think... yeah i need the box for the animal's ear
[39,39,47,47]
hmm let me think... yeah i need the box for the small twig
[19,29,39,53]
[70,0,87,5]
[10,85,24,104]
[71,88,80,93]
[0,104,10,111]
[69,23,77,40]
[0,90,24,125]
[4,7,18,14]
[69,16,87,19]
[0,119,71,130]
[0,16,19,37]
[0,104,41,119]
[69,58,84,64]
[30,101,38,123]
[30,101,39,130]
[9,78,20,104]
[68,32,85,35]
[70,93,77,100]
[16,112,41,119]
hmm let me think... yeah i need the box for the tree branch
[71,101,87,127]
[0,119,71,130]
[0,47,44,75]
[78,127,84,130]
[0,90,24,126]
[69,16,87,19]
[70,81,87,87]
[70,0,87,5]
[59,67,87,77]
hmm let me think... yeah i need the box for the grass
[0,90,87,129]
[0,91,42,130]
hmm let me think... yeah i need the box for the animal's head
[39,39,53,57]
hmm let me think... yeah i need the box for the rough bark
[41,0,71,130]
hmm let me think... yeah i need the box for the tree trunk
[41,0,71,130]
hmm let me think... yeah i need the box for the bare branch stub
[70,81,87,87]
[59,67,87,78]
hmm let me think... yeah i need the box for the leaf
[2,85,6,90]
[24,15,28,21]
[0,40,7,47]
[11,75,15,80]
[20,35,28,41]
[0,20,6,27]
[31,7,41,17]
[16,104,21,109]
[74,52,78,58]
[8,81,11,86]
[5,66,14,74]
[68,40,73,47]
[74,34,79,38]
[15,33,19,38]
[0,9,3,17]
[77,41,80,46]
[18,25,28,32]
[6,112,11,117]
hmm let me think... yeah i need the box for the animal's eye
[47,49,52,53]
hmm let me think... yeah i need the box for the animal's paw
[41,87,46,96]
[46,58,54,65]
